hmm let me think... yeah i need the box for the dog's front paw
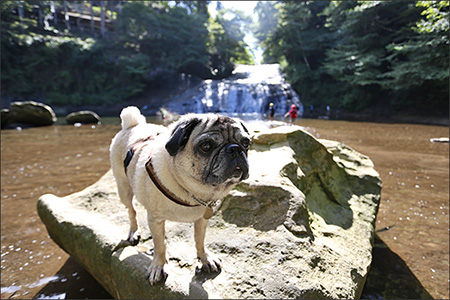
[127,230,141,246]
[198,252,222,273]
[147,262,167,285]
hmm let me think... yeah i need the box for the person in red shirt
[284,104,298,124]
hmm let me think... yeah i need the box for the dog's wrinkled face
[165,114,250,192]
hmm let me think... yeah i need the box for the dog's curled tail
[120,106,146,130]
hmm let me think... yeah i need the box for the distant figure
[326,105,331,117]
[269,103,275,121]
[284,104,298,124]
[310,104,314,115]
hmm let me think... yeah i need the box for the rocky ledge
[37,123,381,299]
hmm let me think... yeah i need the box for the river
[1,117,448,299]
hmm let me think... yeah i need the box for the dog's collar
[145,157,217,219]
[145,157,200,207]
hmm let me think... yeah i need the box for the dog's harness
[123,136,216,219]
[123,136,154,170]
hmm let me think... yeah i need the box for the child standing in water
[284,104,298,124]
[268,103,275,121]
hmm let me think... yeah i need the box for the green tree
[0,1,262,106]
[262,1,338,108]
[322,1,427,110]
[116,2,211,78]
[1,1,148,105]
[381,1,449,112]
[208,7,254,78]
[260,0,448,116]
[253,1,280,64]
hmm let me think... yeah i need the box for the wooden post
[100,1,105,38]
[64,1,70,30]
[51,1,58,25]
[90,1,94,35]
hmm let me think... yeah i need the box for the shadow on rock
[189,268,222,299]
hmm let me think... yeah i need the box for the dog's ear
[165,118,201,156]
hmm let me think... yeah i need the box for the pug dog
[110,106,250,285]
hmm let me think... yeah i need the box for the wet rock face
[37,123,381,299]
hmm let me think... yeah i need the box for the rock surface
[65,110,101,124]
[37,124,381,299]
[1,101,57,128]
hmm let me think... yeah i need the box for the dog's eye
[200,141,212,153]
[241,138,250,149]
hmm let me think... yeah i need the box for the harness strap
[123,136,154,171]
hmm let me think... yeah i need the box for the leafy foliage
[254,0,449,116]
[253,1,279,63]
[208,7,255,78]
[1,1,254,106]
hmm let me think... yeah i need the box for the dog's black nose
[226,144,240,158]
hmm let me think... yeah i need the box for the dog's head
[165,114,250,195]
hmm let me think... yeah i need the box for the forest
[1,1,448,118]
[255,1,449,116]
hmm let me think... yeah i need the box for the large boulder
[37,124,381,299]
[1,101,57,128]
[65,110,101,125]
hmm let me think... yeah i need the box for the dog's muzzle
[205,143,249,186]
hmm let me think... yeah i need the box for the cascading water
[164,64,303,119]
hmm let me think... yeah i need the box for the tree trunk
[18,1,24,24]
[38,3,43,27]
[297,35,311,71]
[196,1,209,17]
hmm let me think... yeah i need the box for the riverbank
[43,69,450,127]
[51,101,449,127]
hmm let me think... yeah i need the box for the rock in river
[37,123,381,299]
[65,110,101,125]
[1,101,57,128]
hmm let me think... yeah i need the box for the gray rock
[65,110,101,125]
[37,124,381,299]
[1,101,57,128]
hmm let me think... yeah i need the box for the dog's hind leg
[116,179,141,245]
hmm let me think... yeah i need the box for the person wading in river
[269,103,275,121]
[284,104,298,124]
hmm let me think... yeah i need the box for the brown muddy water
[1,118,448,299]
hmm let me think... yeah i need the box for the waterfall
[163,64,303,119]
